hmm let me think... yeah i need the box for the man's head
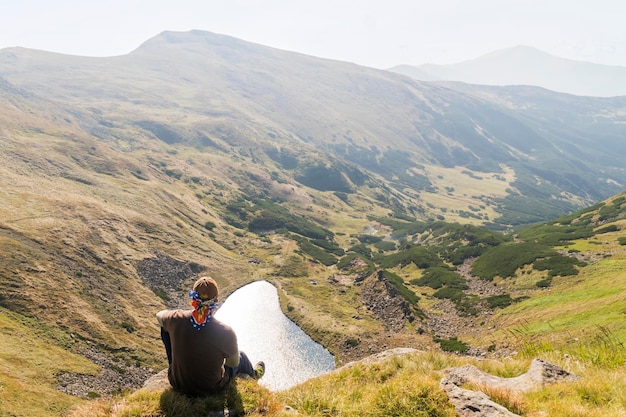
[192,276,219,301]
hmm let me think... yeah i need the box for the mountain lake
[215,280,336,391]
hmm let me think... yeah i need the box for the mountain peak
[389,46,626,97]
[132,30,247,53]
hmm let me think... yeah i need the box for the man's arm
[156,310,168,327]
[225,351,240,368]
[224,329,240,367]
[156,310,173,365]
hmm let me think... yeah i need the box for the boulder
[140,368,171,392]
[340,347,419,370]
[444,358,578,393]
[440,378,520,417]
[441,359,577,417]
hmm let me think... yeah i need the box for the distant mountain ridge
[2,31,626,229]
[389,45,626,97]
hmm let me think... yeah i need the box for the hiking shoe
[254,361,265,379]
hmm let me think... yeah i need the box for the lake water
[215,280,335,391]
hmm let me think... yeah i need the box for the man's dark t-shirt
[159,309,238,395]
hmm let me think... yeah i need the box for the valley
[0,30,625,416]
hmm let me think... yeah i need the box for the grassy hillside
[474,193,626,354]
[69,349,625,417]
[1,31,626,416]
[63,193,626,416]
[2,123,624,415]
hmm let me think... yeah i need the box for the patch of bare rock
[56,345,155,398]
[457,258,505,297]
[136,252,203,308]
[360,270,415,332]
[426,259,503,344]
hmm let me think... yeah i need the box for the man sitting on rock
[156,276,265,396]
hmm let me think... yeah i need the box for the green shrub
[411,267,465,290]
[295,163,354,193]
[533,254,584,277]
[373,240,397,252]
[248,210,285,231]
[378,245,444,269]
[596,224,618,234]
[248,205,333,240]
[164,168,183,179]
[357,235,382,244]
[516,222,594,246]
[295,238,338,266]
[153,288,170,302]
[367,216,429,239]
[471,242,553,280]
[433,287,464,302]
[436,337,469,353]
[442,245,487,265]
[536,277,552,288]
[345,338,359,347]
[334,191,349,203]
[347,244,372,259]
[618,237,626,246]
[598,200,625,221]
[485,294,515,309]
[225,199,250,220]
[310,238,345,256]
[121,321,135,333]
[222,214,245,229]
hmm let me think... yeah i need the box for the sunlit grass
[0,308,98,417]
[479,252,626,352]
[59,346,626,417]
[281,349,626,417]
[523,365,626,417]
[68,378,288,417]
[280,351,458,417]
[466,382,529,415]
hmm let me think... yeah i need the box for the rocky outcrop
[339,347,419,370]
[444,358,578,393]
[56,345,155,398]
[441,359,578,417]
[140,368,171,392]
[136,252,204,308]
[360,270,415,331]
[441,379,520,417]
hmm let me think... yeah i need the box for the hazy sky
[1,0,625,69]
